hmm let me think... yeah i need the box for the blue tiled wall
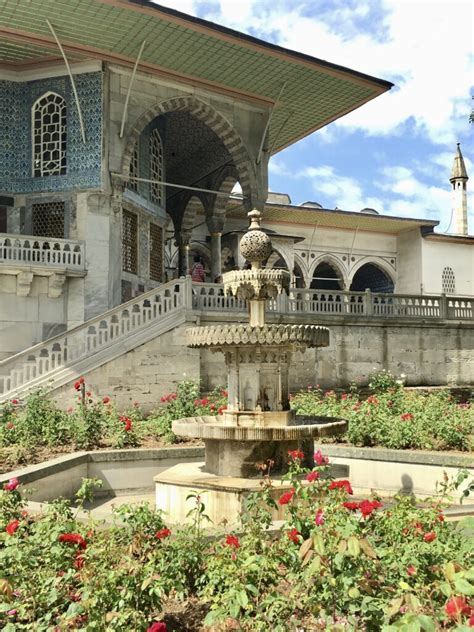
[0,72,102,193]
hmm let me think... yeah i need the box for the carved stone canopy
[223,268,290,300]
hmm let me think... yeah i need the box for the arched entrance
[350,263,394,293]
[311,261,343,290]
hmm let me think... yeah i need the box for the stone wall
[0,273,84,360]
[49,314,474,411]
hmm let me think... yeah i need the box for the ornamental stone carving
[223,268,290,300]
[239,209,272,264]
[186,323,329,349]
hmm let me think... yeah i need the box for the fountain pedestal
[154,210,346,525]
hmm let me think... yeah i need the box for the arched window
[32,92,66,177]
[311,261,343,290]
[150,128,164,206]
[350,263,394,293]
[442,266,456,294]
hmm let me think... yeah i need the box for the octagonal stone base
[154,461,299,526]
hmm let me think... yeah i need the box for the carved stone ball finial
[240,209,272,267]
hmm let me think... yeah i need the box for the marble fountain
[154,210,346,525]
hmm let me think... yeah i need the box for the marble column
[176,231,191,277]
[210,232,222,281]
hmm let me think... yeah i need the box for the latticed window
[127,144,139,192]
[122,210,138,274]
[32,202,65,238]
[149,223,163,282]
[442,266,456,294]
[32,92,67,177]
[150,128,164,206]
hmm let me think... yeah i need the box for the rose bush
[291,380,473,451]
[0,381,227,472]
[1,452,473,630]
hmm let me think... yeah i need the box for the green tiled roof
[0,0,393,152]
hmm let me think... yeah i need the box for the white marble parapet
[0,233,85,273]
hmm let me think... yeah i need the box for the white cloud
[187,0,472,147]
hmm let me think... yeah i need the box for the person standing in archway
[191,256,205,282]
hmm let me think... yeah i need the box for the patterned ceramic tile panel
[0,72,102,193]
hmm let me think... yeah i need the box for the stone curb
[315,444,474,468]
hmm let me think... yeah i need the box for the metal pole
[46,20,86,144]
[256,82,287,165]
[120,40,146,139]
[111,172,247,198]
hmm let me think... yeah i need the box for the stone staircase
[0,277,191,403]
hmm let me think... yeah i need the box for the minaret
[449,143,469,234]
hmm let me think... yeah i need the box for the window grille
[149,223,163,282]
[442,266,456,294]
[32,92,67,177]
[122,210,138,274]
[150,128,164,206]
[32,202,65,238]
[127,144,139,192]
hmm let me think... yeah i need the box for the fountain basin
[172,415,346,476]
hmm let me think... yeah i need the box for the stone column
[210,232,222,281]
[176,231,191,277]
[207,217,225,282]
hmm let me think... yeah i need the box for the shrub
[145,381,227,443]
[1,453,473,629]
[291,386,473,452]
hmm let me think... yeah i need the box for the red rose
[367,395,379,405]
[11,399,18,405]
[58,533,87,549]
[4,477,19,491]
[314,450,329,466]
[445,596,471,618]
[469,613,474,626]
[124,419,132,432]
[225,535,240,548]
[218,406,227,415]
[343,501,360,511]
[6,422,14,430]
[341,393,348,400]
[6,519,19,535]
[306,471,319,483]
[423,531,436,542]
[79,377,85,385]
[359,499,382,518]
[288,449,304,460]
[102,396,110,404]
[287,528,300,543]
[74,381,81,391]
[437,512,445,522]
[329,480,353,495]
[315,509,325,526]
[200,398,210,406]
[407,565,417,576]
[155,528,171,540]
[400,412,413,422]
[210,403,216,411]
[278,488,295,505]
[147,623,167,632]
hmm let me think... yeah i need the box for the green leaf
[347,536,360,558]
[348,587,360,599]
[312,533,325,556]
[443,562,456,581]
[387,596,404,619]
[417,614,435,632]
[454,577,474,595]
[237,590,248,608]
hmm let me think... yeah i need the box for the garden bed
[1,450,473,630]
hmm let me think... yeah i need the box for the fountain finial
[239,208,272,268]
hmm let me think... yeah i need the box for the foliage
[0,380,228,471]
[144,381,227,443]
[1,454,473,630]
[291,384,473,452]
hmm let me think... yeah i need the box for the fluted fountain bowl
[186,323,329,349]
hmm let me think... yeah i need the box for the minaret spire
[449,143,469,234]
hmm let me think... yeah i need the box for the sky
[155,0,473,232]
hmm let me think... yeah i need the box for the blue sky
[156,0,473,232]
